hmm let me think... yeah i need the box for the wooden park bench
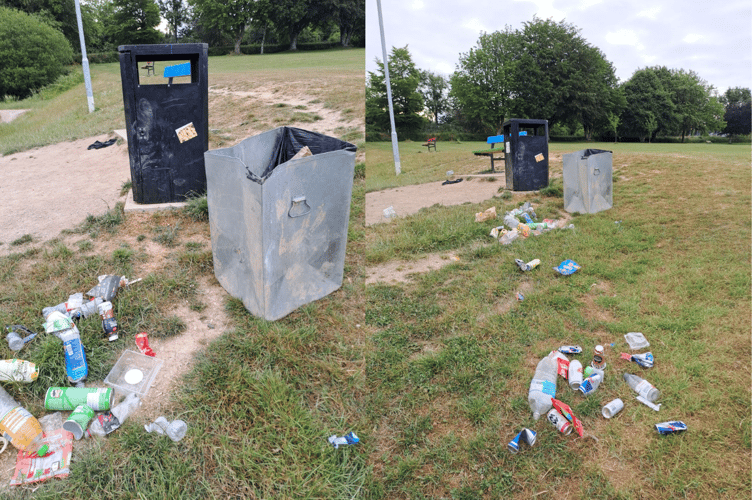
[472,134,506,172]
[141,61,155,76]
[422,137,437,152]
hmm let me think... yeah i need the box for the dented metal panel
[563,149,613,214]
[205,127,356,321]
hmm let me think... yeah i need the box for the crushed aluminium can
[515,258,540,272]
[655,421,687,435]
[558,345,582,354]
[508,428,536,453]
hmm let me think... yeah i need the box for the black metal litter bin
[118,43,209,204]
[502,119,549,191]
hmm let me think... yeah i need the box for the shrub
[0,7,74,100]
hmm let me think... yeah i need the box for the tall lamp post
[74,0,95,113]
[376,0,401,175]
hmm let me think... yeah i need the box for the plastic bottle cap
[36,444,49,456]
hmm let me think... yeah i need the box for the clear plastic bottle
[86,393,141,438]
[623,373,660,402]
[528,354,558,420]
[54,325,88,384]
[0,386,48,455]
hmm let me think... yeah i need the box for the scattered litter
[550,350,570,379]
[602,398,624,419]
[475,206,497,222]
[86,275,121,301]
[490,226,506,239]
[0,386,48,455]
[290,145,312,160]
[620,352,654,368]
[547,408,572,435]
[10,428,73,486]
[45,387,113,411]
[508,428,536,453]
[559,346,582,355]
[98,301,118,342]
[63,405,95,440]
[552,398,584,437]
[636,396,661,412]
[517,223,531,238]
[553,260,580,275]
[515,258,540,272]
[579,369,603,395]
[499,229,519,245]
[442,178,463,185]
[503,213,520,229]
[5,325,36,351]
[328,431,359,449]
[528,352,558,420]
[567,359,583,390]
[583,366,594,378]
[590,344,606,370]
[383,206,396,219]
[624,332,650,350]
[516,292,524,301]
[86,393,141,438]
[38,412,64,435]
[44,312,87,383]
[104,350,162,397]
[623,373,660,402]
[0,359,38,383]
[145,417,188,442]
[87,138,117,150]
[521,212,534,225]
[135,332,156,357]
[654,421,687,435]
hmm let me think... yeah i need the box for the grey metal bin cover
[563,149,613,214]
[204,127,357,321]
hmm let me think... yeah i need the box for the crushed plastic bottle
[499,229,519,245]
[145,417,188,442]
[623,373,660,402]
[528,353,558,420]
[0,385,48,455]
[43,312,88,384]
[0,359,38,383]
[42,293,84,319]
[86,393,141,438]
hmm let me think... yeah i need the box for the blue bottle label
[63,338,88,382]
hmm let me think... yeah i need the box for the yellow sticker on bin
[176,122,197,143]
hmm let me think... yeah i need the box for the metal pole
[74,0,95,113]
[376,0,401,175]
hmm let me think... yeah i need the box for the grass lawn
[364,140,751,498]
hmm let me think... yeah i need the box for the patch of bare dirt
[366,252,460,285]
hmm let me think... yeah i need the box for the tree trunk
[234,35,242,55]
[289,32,299,51]
[260,24,266,54]
[681,130,685,143]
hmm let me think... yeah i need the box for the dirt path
[366,177,507,226]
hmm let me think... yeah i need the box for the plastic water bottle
[0,386,48,455]
[528,354,558,420]
[55,326,88,384]
[145,417,187,442]
[623,373,660,402]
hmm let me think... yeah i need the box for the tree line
[367,17,750,142]
[0,0,364,100]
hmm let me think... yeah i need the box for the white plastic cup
[546,408,572,435]
[602,398,624,419]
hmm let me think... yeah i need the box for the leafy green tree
[420,70,448,125]
[335,0,363,47]
[510,18,622,136]
[189,0,255,53]
[721,87,751,140]
[2,0,100,51]
[267,0,336,50]
[450,28,517,134]
[109,0,162,45]
[619,68,676,142]
[158,0,191,42]
[0,6,73,100]
[366,45,425,137]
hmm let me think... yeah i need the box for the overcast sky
[366,0,752,95]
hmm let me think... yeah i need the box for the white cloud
[605,29,645,51]
[683,34,705,44]
[408,0,425,11]
[637,7,661,20]
[462,18,489,34]
[513,0,566,21]
[577,0,603,10]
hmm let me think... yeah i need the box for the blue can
[655,421,687,435]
